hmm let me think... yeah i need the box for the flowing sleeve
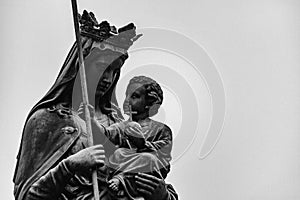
[25,160,73,200]
[102,122,130,148]
[139,125,173,160]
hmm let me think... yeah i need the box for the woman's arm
[24,145,105,200]
[25,160,73,200]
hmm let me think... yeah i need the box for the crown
[79,10,142,53]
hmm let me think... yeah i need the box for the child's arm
[91,118,130,148]
[78,103,130,147]
[138,125,172,158]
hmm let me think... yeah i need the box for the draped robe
[13,37,178,200]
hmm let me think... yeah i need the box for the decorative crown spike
[79,10,142,52]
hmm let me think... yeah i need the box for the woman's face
[84,49,124,96]
[96,69,113,95]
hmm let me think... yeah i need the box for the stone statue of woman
[13,11,178,200]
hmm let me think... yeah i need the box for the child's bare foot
[108,178,120,192]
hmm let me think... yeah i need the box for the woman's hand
[77,102,101,132]
[135,173,168,200]
[64,144,105,174]
[77,103,96,119]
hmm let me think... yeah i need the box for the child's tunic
[103,119,173,199]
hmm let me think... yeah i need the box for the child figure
[103,76,173,199]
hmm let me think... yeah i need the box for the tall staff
[70,0,100,199]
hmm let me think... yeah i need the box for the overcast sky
[1,0,300,199]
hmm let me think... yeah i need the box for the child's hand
[125,121,142,136]
[125,122,145,148]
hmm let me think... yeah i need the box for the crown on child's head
[79,10,142,54]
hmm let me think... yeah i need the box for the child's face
[123,83,148,116]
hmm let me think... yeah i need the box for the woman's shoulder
[25,107,84,135]
[25,108,56,129]
[27,108,51,120]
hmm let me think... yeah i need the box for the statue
[103,76,173,200]
[13,11,178,200]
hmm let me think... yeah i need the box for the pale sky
[1,0,300,199]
